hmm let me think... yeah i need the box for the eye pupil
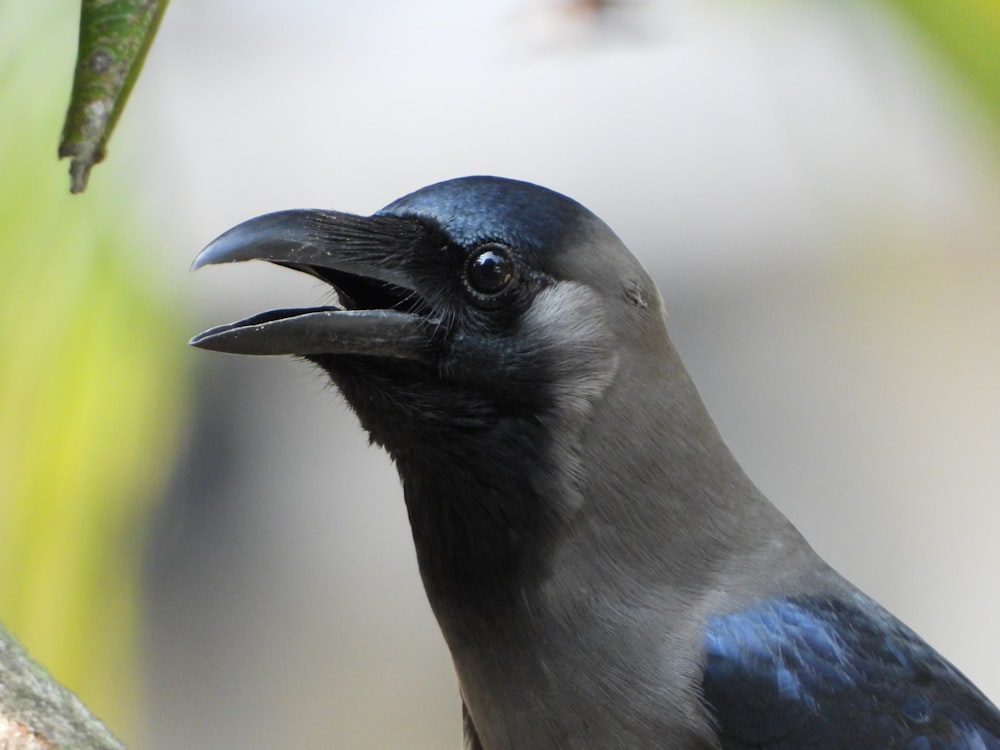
[467,245,514,295]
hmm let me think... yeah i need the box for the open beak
[190,209,439,362]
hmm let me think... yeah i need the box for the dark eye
[466,244,514,296]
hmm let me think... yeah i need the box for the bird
[191,176,1000,749]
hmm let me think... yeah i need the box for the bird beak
[189,209,439,362]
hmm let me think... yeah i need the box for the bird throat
[392,414,563,630]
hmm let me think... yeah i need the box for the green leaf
[58,0,170,194]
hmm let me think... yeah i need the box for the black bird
[192,176,1000,749]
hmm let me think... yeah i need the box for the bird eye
[466,244,515,296]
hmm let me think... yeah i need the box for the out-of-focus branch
[0,625,124,750]
[59,0,170,194]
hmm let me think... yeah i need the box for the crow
[192,176,1000,749]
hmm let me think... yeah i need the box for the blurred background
[2,0,998,748]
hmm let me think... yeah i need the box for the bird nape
[191,176,1000,750]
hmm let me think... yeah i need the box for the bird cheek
[513,283,620,419]
[438,334,545,401]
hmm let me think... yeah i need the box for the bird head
[191,176,703,616]
[192,176,669,449]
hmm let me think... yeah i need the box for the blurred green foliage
[883,0,1000,131]
[0,3,188,740]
